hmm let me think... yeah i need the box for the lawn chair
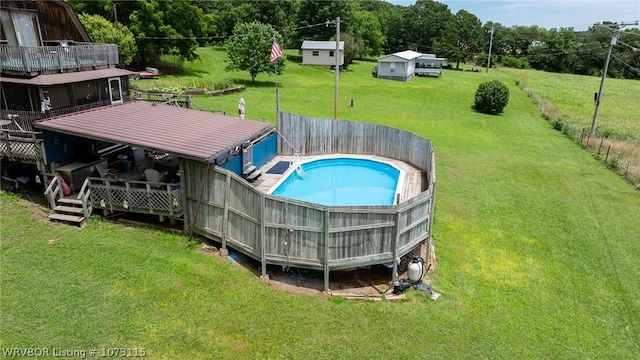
[144,169,164,183]
[95,163,117,178]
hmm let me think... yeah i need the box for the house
[376,50,422,81]
[1,0,278,226]
[375,50,445,81]
[1,0,133,172]
[300,40,344,68]
[415,54,445,77]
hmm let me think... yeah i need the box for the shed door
[108,77,123,105]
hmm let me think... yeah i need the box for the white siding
[301,49,344,66]
[377,60,413,81]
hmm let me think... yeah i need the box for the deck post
[323,208,330,292]
[259,193,268,280]
[220,171,231,256]
[392,210,400,284]
[426,152,437,265]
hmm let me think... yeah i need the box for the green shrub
[214,79,235,90]
[501,56,529,69]
[474,80,510,115]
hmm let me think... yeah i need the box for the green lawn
[503,67,640,140]
[2,48,640,359]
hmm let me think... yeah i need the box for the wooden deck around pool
[253,154,425,203]
[182,112,435,292]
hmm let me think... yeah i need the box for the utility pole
[486,24,494,73]
[334,16,340,120]
[112,1,118,25]
[590,21,638,136]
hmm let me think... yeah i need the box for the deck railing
[133,92,193,109]
[87,177,183,217]
[0,44,119,74]
[0,129,42,160]
[2,100,121,124]
[43,173,63,209]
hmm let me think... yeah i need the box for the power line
[616,40,639,52]
[612,54,640,74]
[590,21,638,136]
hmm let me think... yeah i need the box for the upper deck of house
[0,42,120,76]
[1,0,119,76]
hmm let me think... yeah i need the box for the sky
[387,1,640,31]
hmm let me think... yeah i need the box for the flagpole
[273,34,280,118]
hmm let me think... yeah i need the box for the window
[312,50,319,56]
[329,51,335,57]
[389,62,396,72]
[0,9,41,46]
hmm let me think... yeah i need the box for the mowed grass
[2,48,640,359]
[503,68,640,140]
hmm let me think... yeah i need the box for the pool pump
[393,255,433,295]
[407,255,425,283]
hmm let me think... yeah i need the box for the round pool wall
[269,156,404,206]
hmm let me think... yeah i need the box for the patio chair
[95,163,117,178]
[144,169,164,183]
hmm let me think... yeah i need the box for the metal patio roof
[35,101,275,162]
[301,40,345,50]
[0,68,136,86]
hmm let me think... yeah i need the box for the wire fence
[516,79,640,190]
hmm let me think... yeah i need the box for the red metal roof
[35,101,275,161]
[0,68,135,86]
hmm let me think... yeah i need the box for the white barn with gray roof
[301,40,344,67]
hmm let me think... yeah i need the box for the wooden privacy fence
[184,112,436,291]
[277,112,433,173]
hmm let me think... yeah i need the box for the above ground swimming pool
[269,157,403,206]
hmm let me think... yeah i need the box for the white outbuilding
[375,50,423,81]
[301,40,345,68]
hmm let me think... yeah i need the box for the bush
[501,56,529,69]
[214,79,235,90]
[474,80,510,115]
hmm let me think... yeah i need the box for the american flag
[270,39,283,63]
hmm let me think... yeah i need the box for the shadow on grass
[229,77,284,88]
[176,68,212,77]
[286,54,302,63]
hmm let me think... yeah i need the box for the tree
[332,32,364,69]
[351,8,384,57]
[405,0,453,52]
[78,13,137,67]
[226,22,285,82]
[295,0,357,47]
[528,28,577,73]
[474,80,509,115]
[204,0,298,43]
[435,10,483,69]
[128,0,214,65]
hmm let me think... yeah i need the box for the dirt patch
[198,241,437,298]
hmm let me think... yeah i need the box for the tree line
[70,0,640,80]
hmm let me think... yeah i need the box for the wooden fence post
[323,209,330,292]
[260,193,268,280]
[598,138,604,156]
[392,211,399,284]
[220,171,231,255]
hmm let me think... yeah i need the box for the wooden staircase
[49,196,87,226]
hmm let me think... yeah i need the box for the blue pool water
[270,158,401,206]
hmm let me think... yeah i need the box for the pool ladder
[291,153,307,179]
